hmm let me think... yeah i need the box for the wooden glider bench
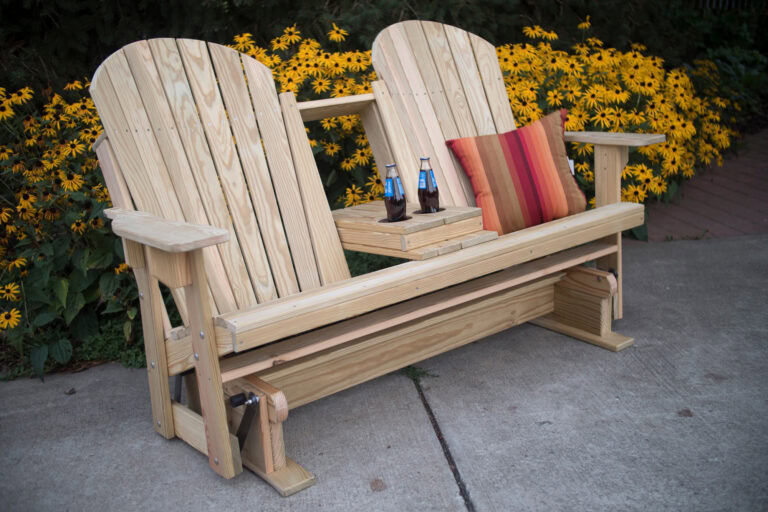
[89,30,660,495]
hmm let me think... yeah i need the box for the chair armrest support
[564,131,665,147]
[104,208,229,253]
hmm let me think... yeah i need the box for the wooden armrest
[104,208,229,253]
[564,131,665,147]
[296,93,374,122]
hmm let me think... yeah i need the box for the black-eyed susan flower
[114,263,129,275]
[328,23,348,43]
[59,172,84,191]
[7,257,26,271]
[0,308,22,329]
[70,219,87,234]
[0,283,20,301]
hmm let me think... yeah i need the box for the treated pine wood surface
[257,275,558,409]
[146,38,257,311]
[219,240,618,383]
[333,201,488,257]
[564,131,665,146]
[170,241,617,377]
[171,402,242,472]
[297,93,374,121]
[217,202,642,352]
[107,208,229,252]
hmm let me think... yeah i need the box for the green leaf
[99,273,119,298]
[87,248,113,269]
[123,320,133,342]
[31,310,58,327]
[103,300,126,314]
[49,338,73,364]
[64,292,86,325]
[29,345,48,377]
[71,310,98,340]
[126,306,138,320]
[53,278,69,308]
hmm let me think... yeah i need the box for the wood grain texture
[176,38,278,304]
[133,265,175,438]
[220,204,641,351]
[122,41,239,313]
[241,52,326,292]
[532,315,634,352]
[565,131,665,146]
[172,402,242,473]
[385,23,464,205]
[297,93,375,121]
[278,92,351,286]
[594,144,629,319]
[208,43,300,298]
[469,32,516,133]
[257,276,557,409]
[147,38,257,312]
[110,210,229,252]
[370,81,419,194]
[443,24,496,135]
[184,249,239,478]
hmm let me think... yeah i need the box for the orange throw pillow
[446,110,585,234]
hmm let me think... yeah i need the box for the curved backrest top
[372,21,516,207]
[90,39,349,317]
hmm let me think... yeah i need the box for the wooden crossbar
[218,241,616,382]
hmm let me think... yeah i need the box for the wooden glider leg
[225,376,316,496]
[532,266,633,351]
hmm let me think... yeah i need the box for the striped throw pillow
[446,110,585,234]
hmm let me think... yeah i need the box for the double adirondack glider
[89,22,659,496]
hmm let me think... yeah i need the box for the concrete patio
[1,233,766,511]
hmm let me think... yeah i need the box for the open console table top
[332,201,498,260]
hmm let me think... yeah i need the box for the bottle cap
[385,163,397,168]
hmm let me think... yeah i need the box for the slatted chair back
[372,20,517,207]
[90,39,350,319]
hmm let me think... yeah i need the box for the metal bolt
[139,292,144,299]
[150,361,155,368]
[157,420,161,427]
[199,330,205,339]
[214,457,219,465]
[194,353,199,361]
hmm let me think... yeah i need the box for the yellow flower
[0,208,12,223]
[622,184,647,203]
[16,205,36,221]
[232,33,255,52]
[320,117,338,131]
[63,139,86,157]
[312,77,331,94]
[59,172,84,192]
[114,263,129,275]
[0,101,14,121]
[591,107,615,129]
[7,257,26,271]
[17,192,36,209]
[546,90,563,107]
[282,25,301,45]
[271,36,290,51]
[0,146,13,160]
[0,283,20,301]
[0,308,22,329]
[323,142,341,156]
[328,23,348,42]
[71,219,87,234]
[340,158,356,171]
[577,16,591,30]
[344,185,363,207]
[366,172,384,195]
[522,25,545,39]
